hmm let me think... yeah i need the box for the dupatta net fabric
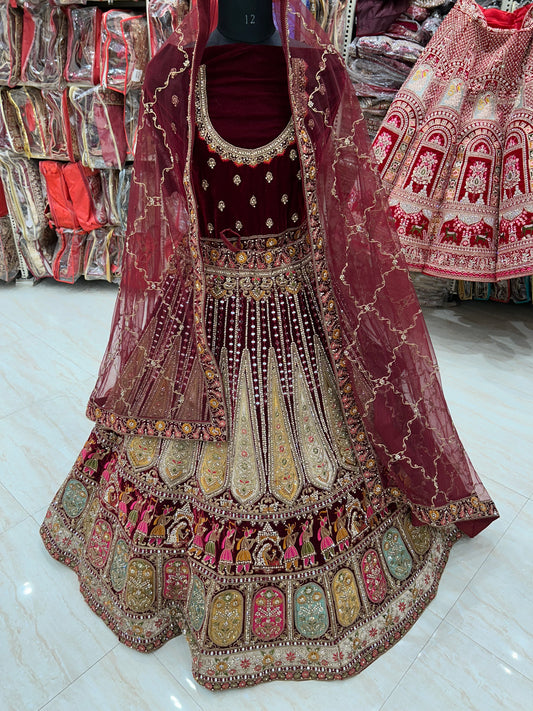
[88,0,496,533]
[41,0,498,690]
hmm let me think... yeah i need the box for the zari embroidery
[159,438,198,487]
[229,350,264,505]
[196,65,295,166]
[268,348,302,504]
[292,345,337,490]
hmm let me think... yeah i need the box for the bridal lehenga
[41,0,498,689]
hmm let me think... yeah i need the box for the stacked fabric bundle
[348,1,452,140]
[0,0,188,283]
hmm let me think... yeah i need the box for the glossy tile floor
[1,278,532,711]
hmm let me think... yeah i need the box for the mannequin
[208,0,281,44]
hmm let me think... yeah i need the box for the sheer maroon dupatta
[87,0,497,536]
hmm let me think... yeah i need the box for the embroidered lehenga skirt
[372,0,533,282]
[41,44,461,689]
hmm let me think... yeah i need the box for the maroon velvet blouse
[192,44,305,246]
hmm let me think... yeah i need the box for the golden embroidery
[207,157,216,169]
[265,172,273,183]
[196,65,295,166]
[266,218,274,228]
[202,179,209,190]
[233,174,242,185]
[229,350,264,505]
[332,568,361,627]
[281,194,289,204]
[315,338,357,468]
[217,200,225,212]
[250,195,257,207]
[198,441,228,497]
[235,220,243,231]
[126,436,159,469]
[208,590,244,647]
[159,438,198,487]
[268,349,301,504]
[292,345,336,490]
[125,559,155,613]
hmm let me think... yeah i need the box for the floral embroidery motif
[125,558,156,613]
[332,568,361,627]
[381,527,413,580]
[403,514,432,555]
[361,549,387,604]
[208,589,244,647]
[189,574,206,631]
[61,479,88,518]
[294,582,329,639]
[87,518,113,568]
[163,559,189,601]
[109,539,129,592]
[233,174,242,185]
[252,587,285,641]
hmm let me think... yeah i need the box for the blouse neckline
[195,64,295,167]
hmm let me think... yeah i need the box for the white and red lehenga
[373,0,533,282]
[41,0,498,689]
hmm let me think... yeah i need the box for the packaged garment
[63,162,108,231]
[40,160,108,231]
[51,227,86,283]
[69,86,127,169]
[147,0,189,56]
[41,1,498,691]
[0,88,25,155]
[510,275,531,303]
[99,165,132,232]
[64,6,102,85]
[373,0,533,282]
[356,34,424,64]
[42,89,79,162]
[0,214,19,281]
[8,87,48,159]
[0,156,54,278]
[39,160,79,229]
[83,226,122,282]
[100,11,148,94]
[0,178,19,281]
[124,90,141,160]
[20,3,67,88]
[0,0,22,87]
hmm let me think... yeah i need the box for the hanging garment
[40,0,498,690]
[373,0,533,281]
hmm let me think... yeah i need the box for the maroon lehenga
[41,0,498,690]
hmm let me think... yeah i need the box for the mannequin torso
[208,0,281,45]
